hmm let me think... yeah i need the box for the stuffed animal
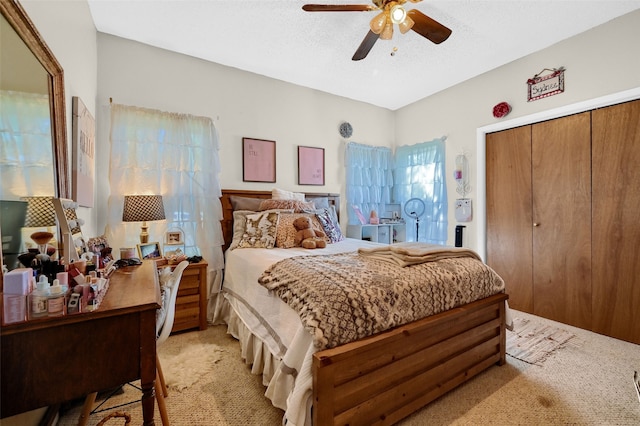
[293,216,327,249]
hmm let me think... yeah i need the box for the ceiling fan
[302,0,452,61]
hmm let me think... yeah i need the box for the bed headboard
[220,189,340,252]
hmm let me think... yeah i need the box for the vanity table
[0,260,161,425]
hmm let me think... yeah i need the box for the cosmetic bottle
[29,275,50,319]
[48,279,66,317]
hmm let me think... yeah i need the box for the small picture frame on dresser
[137,242,162,260]
[165,230,183,245]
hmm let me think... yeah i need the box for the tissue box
[3,294,27,324]
[4,268,33,295]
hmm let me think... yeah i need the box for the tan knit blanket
[358,242,481,267]
[258,249,505,349]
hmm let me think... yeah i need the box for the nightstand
[157,259,208,333]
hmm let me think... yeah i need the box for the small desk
[0,260,161,425]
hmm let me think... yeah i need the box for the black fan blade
[352,30,380,61]
[407,9,451,44]
[303,4,376,12]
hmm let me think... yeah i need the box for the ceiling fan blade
[406,9,451,44]
[352,30,380,61]
[302,4,376,12]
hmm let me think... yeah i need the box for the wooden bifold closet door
[486,112,592,330]
[591,100,640,344]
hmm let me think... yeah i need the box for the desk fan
[404,198,425,241]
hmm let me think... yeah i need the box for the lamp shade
[123,195,166,244]
[122,195,166,223]
[22,196,56,227]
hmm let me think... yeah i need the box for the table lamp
[122,195,166,243]
[22,196,56,255]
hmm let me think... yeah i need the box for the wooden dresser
[1,260,161,423]
[157,259,208,333]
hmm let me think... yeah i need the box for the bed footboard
[312,293,508,426]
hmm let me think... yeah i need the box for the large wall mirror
[0,0,68,283]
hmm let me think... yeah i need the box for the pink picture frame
[298,146,325,186]
[243,137,276,183]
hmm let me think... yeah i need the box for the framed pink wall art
[243,137,276,183]
[298,146,325,186]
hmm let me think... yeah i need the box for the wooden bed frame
[220,189,508,426]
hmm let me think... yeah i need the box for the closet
[486,99,640,344]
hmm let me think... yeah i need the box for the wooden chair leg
[78,392,97,426]
[156,353,169,398]
[155,369,170,425]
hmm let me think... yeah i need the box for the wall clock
[339,122,353,138]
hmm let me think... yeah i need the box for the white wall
[95,33,395,232]
[395,9,640,252]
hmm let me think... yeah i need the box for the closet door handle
[533,223,540,227]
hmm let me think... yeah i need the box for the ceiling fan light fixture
[380,21,394,40]
[389,4,407,24]
[398,14,414,34]
[369,11,387,34]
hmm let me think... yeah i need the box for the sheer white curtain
[0,90,54,199]
[345,142,394,225]
[393,137,448,244]
[105,104,224,322]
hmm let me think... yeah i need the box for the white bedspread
[221,238,383,426]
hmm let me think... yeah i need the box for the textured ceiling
[87,0,640,110]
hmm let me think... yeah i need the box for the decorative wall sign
[72,96,96,207]
[527,67,565,102]
[298,146,325,185]
[242,137,276,182]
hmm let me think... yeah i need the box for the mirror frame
[1,0,69,197]
[1,0,69,290]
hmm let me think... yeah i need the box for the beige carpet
[55,310,640,426]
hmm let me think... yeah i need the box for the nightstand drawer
[157,259,208,333]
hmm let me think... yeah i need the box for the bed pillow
[229,195,264,212]
[275,212,328,248]
[272,188,305,201]
[315,208,344,243]
[307,197,329,210]
[259,199,315,213]
[237,211,280,249]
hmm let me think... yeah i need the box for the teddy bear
[293,216,327,249]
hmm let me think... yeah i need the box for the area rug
[506,317,575,365]
[158,340,225,392]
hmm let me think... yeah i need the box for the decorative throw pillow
[237,211,280,249]
[229,210,255,250]
[272,188,305,201]
[315,208,344,243]
[259,199,315,212]
[276,212,328,248]
[230,209,291,250]
[303,205,340,230]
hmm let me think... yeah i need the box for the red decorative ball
[493,102,512,118]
